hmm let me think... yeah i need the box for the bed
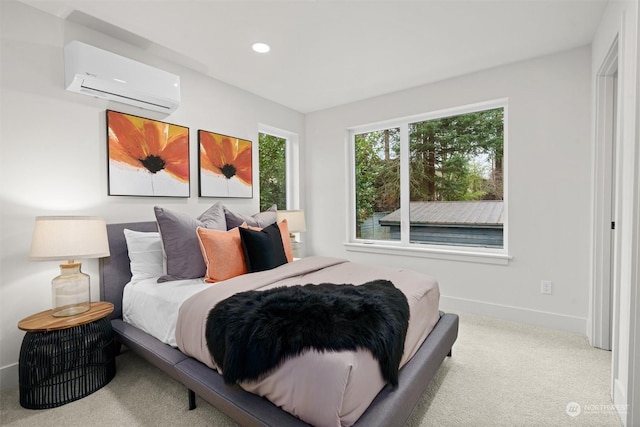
[99,221,459,427]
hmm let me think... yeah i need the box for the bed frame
[99,221,459,426]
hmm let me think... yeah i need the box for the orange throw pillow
[196,227,247,283]
[278,219,294,262]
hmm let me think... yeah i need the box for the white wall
[590,1,639,425]
[0,0,305,388]
[305,47,593,333]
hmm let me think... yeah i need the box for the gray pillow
[224,204,277,230]
[155,202,227,282]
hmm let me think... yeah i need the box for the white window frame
[346,99,511,265]
[258,124,301,210]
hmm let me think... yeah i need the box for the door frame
[590,37,619,351]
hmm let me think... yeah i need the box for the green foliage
[409,108,504,201]
[355,133,381,228]
[259,133,286,212]
[354,129,400,229]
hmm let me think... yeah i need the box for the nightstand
[17,301,116,409]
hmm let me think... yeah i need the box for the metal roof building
[378,200,504,247]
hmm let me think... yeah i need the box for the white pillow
[124,229,163,281]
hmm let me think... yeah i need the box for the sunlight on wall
[4,193,105,212]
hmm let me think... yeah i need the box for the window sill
[344,242,511,265]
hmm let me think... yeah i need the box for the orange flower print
[108,111,189,182]
[199,131,252,186]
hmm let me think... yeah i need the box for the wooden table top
[18,302,114,332]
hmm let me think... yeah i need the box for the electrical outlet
[541,280,553,295]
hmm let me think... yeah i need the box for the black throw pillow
[239,223,288,273]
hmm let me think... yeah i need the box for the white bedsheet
[122,277,208,347]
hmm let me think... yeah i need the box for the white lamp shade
[276,210,306,233]
[30,216,110,261]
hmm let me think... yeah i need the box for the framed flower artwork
[198,130,253,198]
[106,110,190,197]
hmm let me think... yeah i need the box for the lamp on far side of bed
[276,210,306,258]
[29,216,110,317]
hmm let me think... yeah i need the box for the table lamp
[276,210,306,257]
[29,216,110,317]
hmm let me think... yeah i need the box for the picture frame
[198,130,253,198]
[106,110,190,197]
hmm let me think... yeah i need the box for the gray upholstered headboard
[99,221,158,319]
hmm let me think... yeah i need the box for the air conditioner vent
[64,41,180,113]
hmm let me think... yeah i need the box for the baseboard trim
[440,295,587,335]
[0,362,18,390]
[613,378,627,407]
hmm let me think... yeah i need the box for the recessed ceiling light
[252,42,270,53]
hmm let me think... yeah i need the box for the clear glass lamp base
[52,303,91,317]
[51,262,91,317]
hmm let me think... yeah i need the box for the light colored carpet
[0,312,622,426]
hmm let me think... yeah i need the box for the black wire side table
[18,302,116,409]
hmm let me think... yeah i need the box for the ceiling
[20,0,608,114]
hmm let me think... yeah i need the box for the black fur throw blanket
[206,279,410,387]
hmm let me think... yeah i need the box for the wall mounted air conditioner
[64,41,180,113]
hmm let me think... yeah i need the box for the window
[352,100,506,254]
[258,125,300,212]
[259,132,287,211]
[355,127,401,241]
